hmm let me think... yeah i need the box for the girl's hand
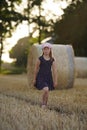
[33,79,36,86]
[54,81,57,88]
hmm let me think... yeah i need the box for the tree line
[54,0,87,56]
[0,0,87,69]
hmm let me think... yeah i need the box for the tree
[9,36,39,67]
[54,0,87,56]
[24,0,57,44]
[9,37,30,67]
[0,0,28,71]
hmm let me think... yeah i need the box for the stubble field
[0,74,87,130]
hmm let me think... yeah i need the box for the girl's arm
[33,59,40,85]
[52,60,57,87]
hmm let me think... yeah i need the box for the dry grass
[0,74,87,130]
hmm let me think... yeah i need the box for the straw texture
[75,57,87,78]
[27,44,75,89]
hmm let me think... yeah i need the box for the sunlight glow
[2,53,15,63]
[2,0,69,63]
[2,22,29,63]
[43,0,65,16]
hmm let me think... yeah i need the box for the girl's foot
[41,104,47,109]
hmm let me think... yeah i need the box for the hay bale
[27,44,75,89]
[75,57,87,78]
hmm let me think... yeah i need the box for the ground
[0,74,87,130]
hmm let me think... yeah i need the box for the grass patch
[0,67,26,74]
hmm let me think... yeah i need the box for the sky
[2,0,71,63]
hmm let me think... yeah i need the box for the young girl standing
[33,42,57,108]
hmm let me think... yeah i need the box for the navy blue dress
[35,55,54,90]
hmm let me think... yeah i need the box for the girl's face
[43,47,51,55]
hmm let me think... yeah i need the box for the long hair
[49,49,53,59]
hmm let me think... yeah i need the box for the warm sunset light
[2,0,69,63]
[2,22,29,63]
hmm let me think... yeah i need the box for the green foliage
[0,0,27,38]
[24,0,54,44]
[54,0,87,56]
[0,62,26,74]
[0,67,26,75]
[9,34,47,67]
[0,0,28,70]
[0,0,54,69]
[9,36,38,67]
[31,0,42,7]
[9,37,29,67]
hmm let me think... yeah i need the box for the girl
[33,42,57,108]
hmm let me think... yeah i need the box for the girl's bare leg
[42,87,49,107]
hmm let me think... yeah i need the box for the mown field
[0,74,87,130]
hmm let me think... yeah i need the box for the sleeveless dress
[35,55,54,90]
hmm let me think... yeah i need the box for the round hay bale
[27,44,75,89]
[75,57,87,78]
